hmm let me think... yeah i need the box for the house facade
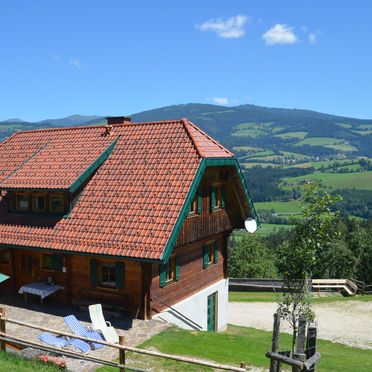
[0,117,257,331]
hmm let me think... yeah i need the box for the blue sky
[1,0,372,121]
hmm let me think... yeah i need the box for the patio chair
[64,315,104,349]
[39,332,90,354]
[89,303,119,344]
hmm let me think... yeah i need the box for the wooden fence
[0,306,246,372]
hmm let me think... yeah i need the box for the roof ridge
[12,119,186,135]
[182,118,234,157]
[181,118,205,158]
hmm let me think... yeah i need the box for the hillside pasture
[326,143,358,152]
[275,131,307,139]
[281,170,372,190]
[255,200,301,214]
[295,137,342,147]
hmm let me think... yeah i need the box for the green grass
[353,130,372,135]
[281,171,372,190]
[357,124,372,130]
[98,325,372,372]
[232,146,263,153]
[336,123,353,128]
[242,162,281,168]
[326,143,357,152]
[257,224,294,236]
[255,200,301,214]
[229,291,372,304]
[0,351,60,371]
[275,131,307,139]
[295,137,341,147]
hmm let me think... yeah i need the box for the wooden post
[119,335,125,372]
[292,317,307,372]
[306,326,317,372]
[240,362,246,370]
[270,312,280,372]
[0,307,6,351]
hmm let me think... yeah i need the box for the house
[0,117,258,331]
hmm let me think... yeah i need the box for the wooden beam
[266,352,304,368]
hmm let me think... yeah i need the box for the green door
[207,292,217,332]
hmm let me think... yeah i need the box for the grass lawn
[229,291,372,304]
[0,351,60,371]
[98,325,372,372]
[295,137,341,147]
[275,131,307,139]
[256,223,294,236]
[281,170,372,190]
[255,200,301,214]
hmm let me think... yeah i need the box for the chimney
[105,116,132,125]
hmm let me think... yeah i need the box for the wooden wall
[150,232,228,314]
[176,166,243,247]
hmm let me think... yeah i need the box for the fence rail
[0,306,246,372]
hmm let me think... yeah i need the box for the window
[0,250,10,264]
[16,192,30,211]
[159,255,180,287]
[90,260,125,289]
[32,193,46,212]
[49,193,64,213]
[210,185,225,211]
[41,253,54,271]
[188,188,202,216]
[203,241,219,269]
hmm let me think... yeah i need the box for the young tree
[277,182,341,354]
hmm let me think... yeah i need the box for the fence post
[240,362,246,370]
[306,326,317,372]
[292,317,306,372]
[270,312,280,372]
[0,307,6,351]
[119,335,125,372]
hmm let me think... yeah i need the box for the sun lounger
[89,304,119,344]
[39,332,90,353]
[64,315,104,349]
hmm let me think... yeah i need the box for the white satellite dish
[244,218,258,233]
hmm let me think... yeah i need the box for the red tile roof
[0,119,233,260]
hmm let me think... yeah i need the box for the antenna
[244,217,258,233]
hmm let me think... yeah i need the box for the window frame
[15,192,30,212]
[0,250,10,265]
[49,192,64,213]
[166,255,177,283]
[98,261,117,289]
[40,253,55,271]
[32,192,46,212]
[203,240,219,269]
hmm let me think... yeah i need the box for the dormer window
[16,192,30,211]
[49,193,64,213]
[32,193,46,212]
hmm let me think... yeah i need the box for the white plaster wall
[153,279,228,331]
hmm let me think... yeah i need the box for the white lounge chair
[88,304,119,344]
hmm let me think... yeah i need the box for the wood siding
[150,232,228,314]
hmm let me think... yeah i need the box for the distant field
[282,170,372,190]
[327,143,358,152]
[353,130,372,135]
[279,151,310,159]
[275,131,307,139]
[358,124,372,130]
[336,123,353,128]
[295,137,341,147]
[242,162,281,168]
[257,223,294,236]
[255,200,301,214]
[233,146,262,152]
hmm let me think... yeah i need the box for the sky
[1,0,372,121]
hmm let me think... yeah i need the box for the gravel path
[229,301,372,349]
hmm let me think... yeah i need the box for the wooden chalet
[0,117,258,331]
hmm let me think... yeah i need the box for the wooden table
[18,282,64,307]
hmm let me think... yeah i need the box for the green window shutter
[203,245,209,269]
[214,241,219,264]
[53,255,63,272]
[90,259,98,288]
[221,185,226,209]
[159,263,167,288]
[197,188,202,214]
[210,186,216,211]
[175,255,181,281]
[115,262,125,289]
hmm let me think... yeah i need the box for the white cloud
[68,58,83,68]
[196,15,249,39]
[262,24,298,45]
[210,97,230,105]
[308,32,317,44]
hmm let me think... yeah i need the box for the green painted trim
[0,243,160,264]
[161,157,259,262]
[0,143,49,187]
[68,137,120,194]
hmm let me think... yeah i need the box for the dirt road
[229,301,372,349]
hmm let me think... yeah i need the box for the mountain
[1,103,372,157]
